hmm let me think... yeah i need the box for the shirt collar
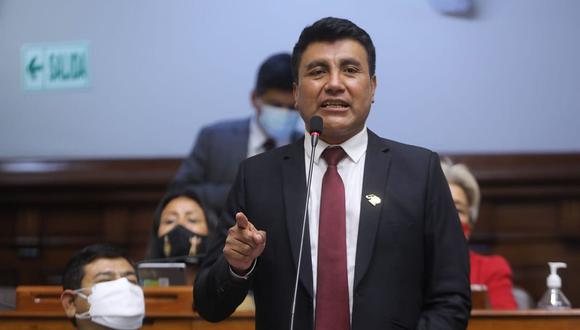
[304,126,368,165]
[249,114,293,150]
[249,115,268,144]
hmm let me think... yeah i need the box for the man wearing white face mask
[61,244,145,330]
[171,52,302,216]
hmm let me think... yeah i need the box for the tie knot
[263,138,276,151]
[322,147,346,166]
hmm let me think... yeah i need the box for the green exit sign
[21,42,90,91]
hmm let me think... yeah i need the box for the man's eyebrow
[93,271,115,278]
[305,60,328,71]
[304,58,364,71]
[93,270,137,278]
[123,270,137,277]
[340,58,363,67]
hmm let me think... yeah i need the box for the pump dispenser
[537,262,571,309]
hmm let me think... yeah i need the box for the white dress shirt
[304,127,368,318]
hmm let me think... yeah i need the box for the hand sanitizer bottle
[537,262,571,309]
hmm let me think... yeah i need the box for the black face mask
[157,225,207,258]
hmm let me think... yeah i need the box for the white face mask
[75,277,145,330]
[258,105,300,141]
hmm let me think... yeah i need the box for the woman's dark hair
[291,17,376,82]
[145,187,217,259]
[62,244,132,291]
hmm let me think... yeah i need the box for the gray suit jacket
[172,118,302,215]
[194,130,471,330]
[172,118,250,214]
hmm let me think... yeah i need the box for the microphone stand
[289,130,320,330]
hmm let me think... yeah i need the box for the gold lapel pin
[365,194,381,206]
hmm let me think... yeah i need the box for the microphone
[290,115,323,330]
[308,115,323,148]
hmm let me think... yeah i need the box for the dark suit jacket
[194,130,471,330]
[172,118,251,214]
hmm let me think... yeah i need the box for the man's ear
[292,82,299,110]
[61,290,78,318]
[370,75,377,103]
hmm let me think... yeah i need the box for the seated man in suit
[171,52,302,216]
[60,244,145,330]
[194,17,470,330]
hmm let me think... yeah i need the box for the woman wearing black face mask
[146,188,217,262]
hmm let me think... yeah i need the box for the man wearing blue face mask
[60,244,145,330]
[171,52,302,216]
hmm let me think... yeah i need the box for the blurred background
[1,0,579,157]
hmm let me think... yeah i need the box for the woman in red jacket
[442,161,517,310]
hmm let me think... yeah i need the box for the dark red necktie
[315,146,349,330]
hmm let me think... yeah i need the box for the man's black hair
[255,52,293,96]
[291,17,376,82]
[62,244,133,291]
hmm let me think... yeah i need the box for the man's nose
[324,70,345,95]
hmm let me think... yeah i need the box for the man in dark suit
[194,17,471,330]
[171,53,302,215]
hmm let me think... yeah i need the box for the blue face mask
[258,105,300,141]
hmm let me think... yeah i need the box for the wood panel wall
[1,154,579,306]
[0,159,178,286]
